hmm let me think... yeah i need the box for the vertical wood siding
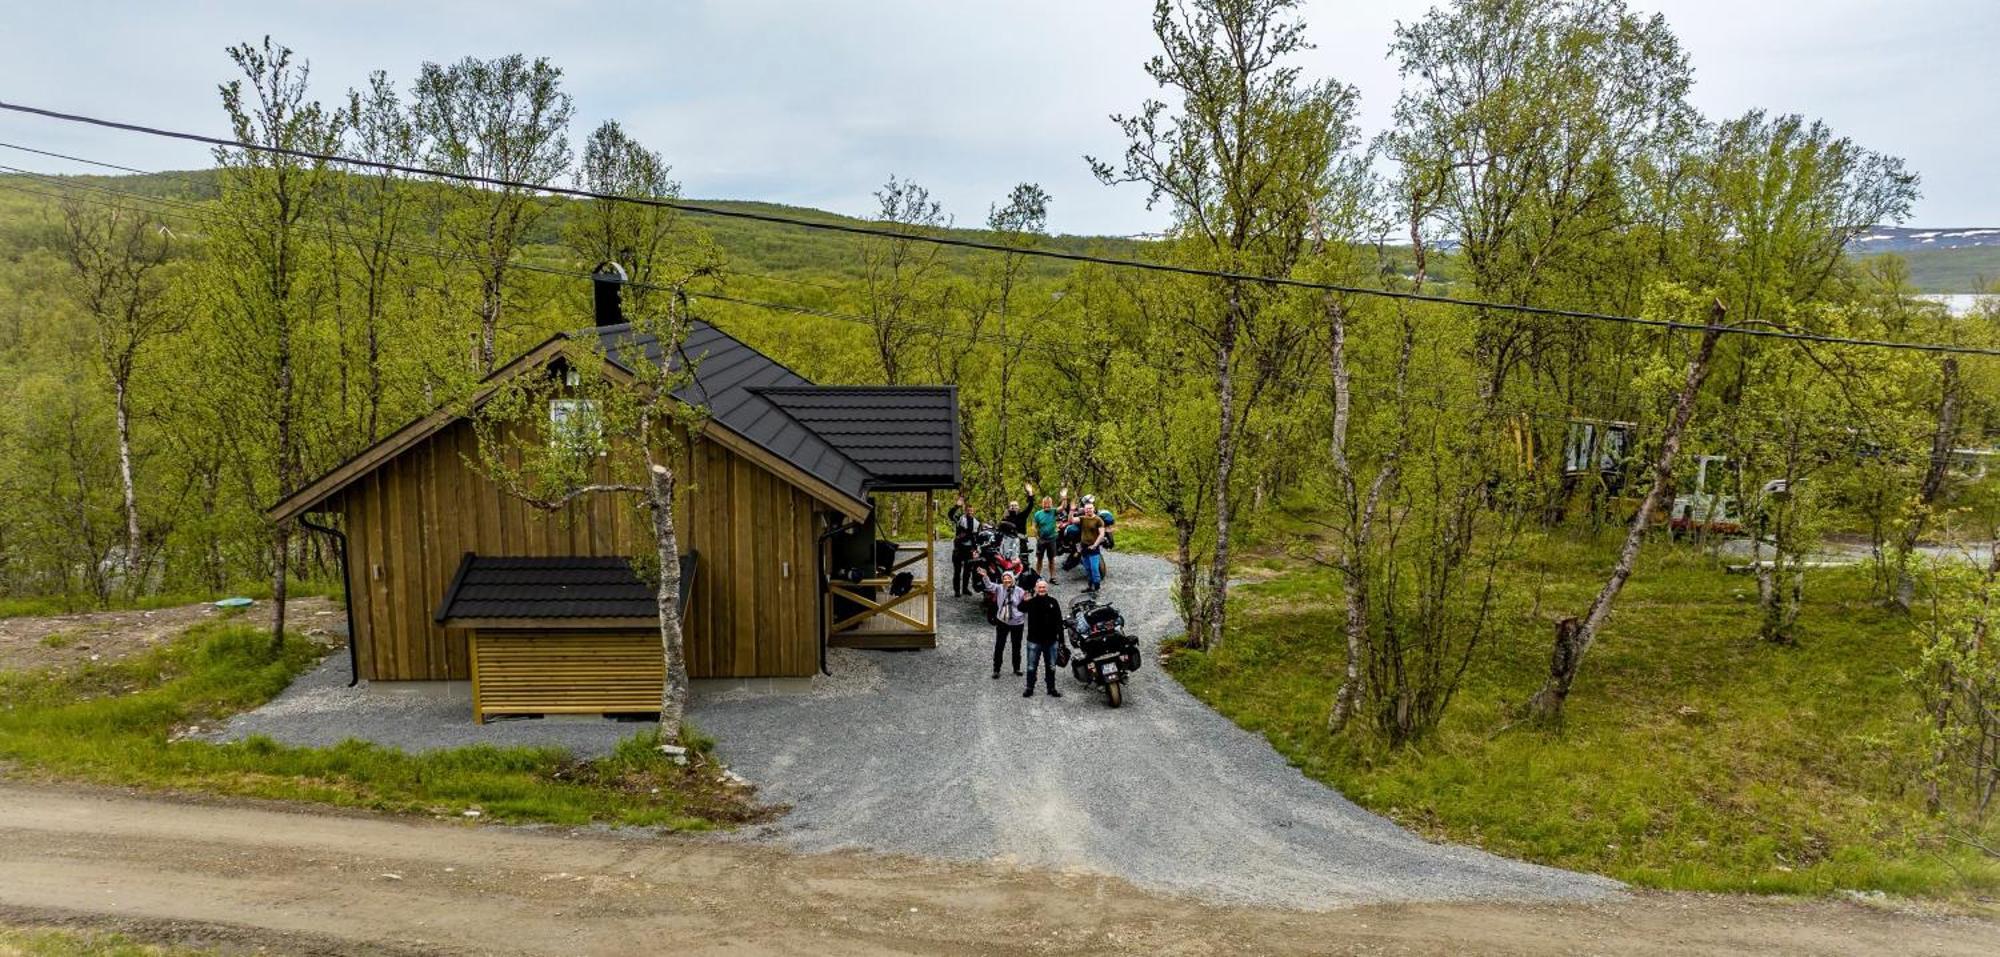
[332,418,823,680]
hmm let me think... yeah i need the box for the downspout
[815,513,860,676]
[297,513,361,687]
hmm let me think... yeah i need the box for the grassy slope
[0,577,341,619]
[0,926,219,957]
[1155,520,2000,896]
[0,615,759,828]
[1894,246,2000,293]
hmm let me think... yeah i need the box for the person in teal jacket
[1029,494,1062,579]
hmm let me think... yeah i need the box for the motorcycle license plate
[1099,662,1120,677]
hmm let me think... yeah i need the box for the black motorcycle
[1064,597,1141,707]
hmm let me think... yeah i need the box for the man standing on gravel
[948,496,980,597]
[1030,494,1062,580]
[981,569,1027,679]
[1076,497,1108,594]
[1020,578,1064,698]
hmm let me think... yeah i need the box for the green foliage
[1167,531,2000,895]
[0,620,753,828]
[1908,557,2000,820]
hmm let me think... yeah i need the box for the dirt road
[1,784,1992,956]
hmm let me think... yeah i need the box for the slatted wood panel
[328,417,824,681]
[471,631,663,722]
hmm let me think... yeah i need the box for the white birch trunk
[113,377,142,589]
[648,460,690,739]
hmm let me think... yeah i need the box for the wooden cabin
[269,279,959,721]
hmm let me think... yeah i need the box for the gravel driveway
[693,546,1620,910]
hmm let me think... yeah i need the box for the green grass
[0,619,758,830]
[1106,514,1180,557]
[0,925,225,957]
[0,925,219,956]
[1166,530,2000,897]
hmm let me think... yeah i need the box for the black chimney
[591,261,628,328]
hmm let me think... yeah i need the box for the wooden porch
[825,492,939,650]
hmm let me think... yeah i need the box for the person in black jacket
[1001,498,1032,560]
[948,495,980,596]
[1020,578,1065,698]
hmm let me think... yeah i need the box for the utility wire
[0,169,1951,444]
[0,140,155,175]
[3,101,1996,357]
[0,151,1960,445]
[0,171,1500,423]
[5,177,1912,458]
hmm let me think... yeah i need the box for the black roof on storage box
[434,554,697,625]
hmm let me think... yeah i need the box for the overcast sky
[2,1,1993,235]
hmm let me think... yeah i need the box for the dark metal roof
[754,386,960,489]
[434,553,695,623]
[587,321,875,506]
[584,320,960,497]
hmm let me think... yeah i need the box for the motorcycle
[1064,597,1141,707]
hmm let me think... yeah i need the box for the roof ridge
[754,384,956,394]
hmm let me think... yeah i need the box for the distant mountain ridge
[1849,226,2000,254]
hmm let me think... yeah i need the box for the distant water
[1917,293,1997,317]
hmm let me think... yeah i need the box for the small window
[549,399,604,454]
[1563,422,1596,474]
[1599,423,1630,472]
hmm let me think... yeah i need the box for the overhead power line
[3,100,1996,358]
[0,169,1945,445]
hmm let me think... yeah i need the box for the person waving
[979,569,1028,679]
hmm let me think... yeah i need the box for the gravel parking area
[694,546,1621,910]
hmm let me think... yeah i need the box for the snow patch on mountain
[1849,226,2000,254]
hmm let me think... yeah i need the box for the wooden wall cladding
[471,630,663,721]
[333,418,823,681]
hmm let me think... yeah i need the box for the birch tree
[1092,0,1360,648]
[208,36,346,650]
[1384,0,1694,403]
[563,120,706,315]
[1525,297,1726,722]
[470,289,707,738]
[333,70,418,442]
[958,183,1051,496]
[55,199,181,593]
[413,54,574,372]
[859,176,950,386]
